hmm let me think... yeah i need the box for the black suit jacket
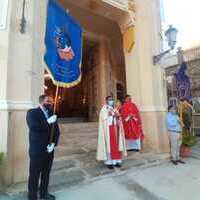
[26,107,60,157]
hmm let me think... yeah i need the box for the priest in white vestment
[97,96,127,169]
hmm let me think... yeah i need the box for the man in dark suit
[26,94,60,200]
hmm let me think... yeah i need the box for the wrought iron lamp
[153,25,178,65]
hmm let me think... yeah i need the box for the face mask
[108,100,114,107]
[43,103,52,110]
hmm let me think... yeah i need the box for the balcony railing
[184,47,200,62]
[162,47,200,68]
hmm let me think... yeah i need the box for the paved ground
[1,157,200,200]
[4,152,169,196]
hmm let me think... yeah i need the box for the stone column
[124,0,169,153]
[96,40,110,110]
[0,0,48,185]
[0,0,11,184]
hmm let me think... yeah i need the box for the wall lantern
[153,25,178,65]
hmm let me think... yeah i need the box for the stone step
[59,123,98,128]
[60,126,98,131]
[57,144,97,150]
[191,150,200,158]
[191,141,200,159]
[52,156,78,171]
[59,122,98,130]
[5,152,169,197]
[59,130,98,136]
[60,128,97,132]
[56,135,97,149]
[60,130,98,135]
[58,118,87,123]
[55,146,97,158]
[59,135,97,142]
[56,122,98,158]
[58,137,97,149]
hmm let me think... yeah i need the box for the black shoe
[107,165,114,169]
[177,160,185,164]
[28,194,37,200]
[115,163,122,168]
[40,193,56,200]
[127,149,140,152]
[28,198,37,200]
[171,160,178,165]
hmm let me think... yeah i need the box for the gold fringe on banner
[45,66,82,88]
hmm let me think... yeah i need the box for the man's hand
[47,115,57,124]
[47,143,55,153]
[133,117,138,121]
[125,116,131,122]
[125,115,134,122]
[178,118,184,127]
[114,111,120,118]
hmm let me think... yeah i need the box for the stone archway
[44,0,128,123]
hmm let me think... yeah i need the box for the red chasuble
[120,101,144,140]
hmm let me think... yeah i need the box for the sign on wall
[0,0,9,30]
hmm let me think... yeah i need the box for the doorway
[44,37,99,121]
[116,83,126,102]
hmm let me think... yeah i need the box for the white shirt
[39,105,49,119]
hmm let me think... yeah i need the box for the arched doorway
[116,82,126,102]
[44,0,127,123]
[45,37,100,122]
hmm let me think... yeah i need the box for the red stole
[109,124,122,160]
[108,109,122,160]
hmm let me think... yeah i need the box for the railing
[184,47,200,62]
[162,47,200,68]
[192,113,200,136]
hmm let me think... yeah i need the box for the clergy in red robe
[97,96,127,169]
[120,95,144,151]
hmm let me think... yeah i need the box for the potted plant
[180,131,197,157]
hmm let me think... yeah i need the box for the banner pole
[53,85,59,114]
[50,85,59,143]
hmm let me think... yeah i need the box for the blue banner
[44,0,83,88]
[175,61,192,102]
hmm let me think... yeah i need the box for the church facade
[0,0,169,185]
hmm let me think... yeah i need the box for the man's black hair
[125,94,131,99]
[105,96,113,101]
[39,94,48,104]
[180,97,190,102]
